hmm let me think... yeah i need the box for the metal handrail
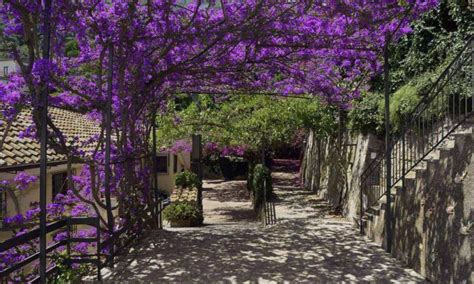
[0,217,101,282]
[360,36,474,221]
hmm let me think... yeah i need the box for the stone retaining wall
[301,127,473,282]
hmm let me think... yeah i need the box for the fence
[0,199,164,283]
[261,179,277,226]
[0,217,100,283]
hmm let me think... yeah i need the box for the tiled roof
[0,107,101,169]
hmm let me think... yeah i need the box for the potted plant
[162,201,203,227]
[175,170,202,190]
[172,171,201,203]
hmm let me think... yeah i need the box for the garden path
[96,160,425,283]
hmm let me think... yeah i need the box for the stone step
[439,138,456,150]
[423,149,440,162]
[363,212,374,222]
[393,178,416,192]
[367,206,380,216]
[405,171,417,181]
[414,160,427,171]
[378,194,396,206]
[453,126,473,136]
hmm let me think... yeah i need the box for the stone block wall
[300,130,382,222]
[301,126,473,282]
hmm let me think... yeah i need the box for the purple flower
[13,172,38,191]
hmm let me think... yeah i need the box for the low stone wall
[301,127,473,282]
[300,130,382,222]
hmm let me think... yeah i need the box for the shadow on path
[98,167,424,283]
[101,218,423,283]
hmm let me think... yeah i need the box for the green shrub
[247,162,255,192]
[349,92,384,135]
[51,252,88,283]
[175,170,201,189]
[379,83,420,133]
[162,201,202,221]
[250,164,272,212]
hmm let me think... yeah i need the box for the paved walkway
[98,167,425,283]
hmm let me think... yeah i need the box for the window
[0,190,6,228]
[52,172,68,200]
[156,155,168,174]
[3,66,8,77]
[173,155,178,173]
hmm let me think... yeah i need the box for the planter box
[169,218,203,227]
[170,219,193,227]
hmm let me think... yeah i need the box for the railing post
[471,38,474,113]
[360,179,364,235]
[159,200,163,229]
[401,116,406,188]
[66,218,71,268]
[96,218,102,281]
[383,34,393,253]
[263,178,267,227]
[152,111,159,228]
[105,42,115,267]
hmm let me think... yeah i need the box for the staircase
[360,37,473,282]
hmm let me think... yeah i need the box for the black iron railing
[360,36,474,226]
[0,199,164,283]
[261,179,277,226]
[0,217,100,283]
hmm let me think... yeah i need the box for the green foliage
[157,94,337,156]
[373,0,473,92]
[249,164,272,212]
[162,201,203,221]
[350,46,465,135]
[175,170,201,189]
[349,81,427,135]
[349,92,384,135]
[381,84,421,133]
[351,1,473,136]
[65,38,80,58]
[50,253,88,284]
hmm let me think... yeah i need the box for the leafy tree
[0,1,436,279]
[158,94,338,159]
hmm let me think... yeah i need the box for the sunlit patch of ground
[91,166,425,283]
[201,178,256,225]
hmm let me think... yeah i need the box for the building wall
[0,163,83,240]
[0,59,18,82]
[0,150,191,242]
[157,151,191,194]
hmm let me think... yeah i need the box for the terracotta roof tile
[0,107,101,169]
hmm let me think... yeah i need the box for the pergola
[1,1,461,283]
